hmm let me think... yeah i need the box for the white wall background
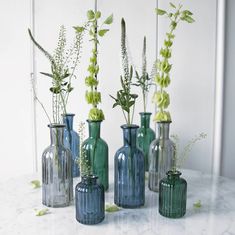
[1,0,232,180]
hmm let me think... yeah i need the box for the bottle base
[76,216,105,225]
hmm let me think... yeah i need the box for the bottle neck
[140,112,151,128]
[49,124,65,146]
[122,125,139,147]
[167,170,181,180]
[62,114,74,131]
[81,175,98,185]
[88,121,101,139]
[157,122,171,139]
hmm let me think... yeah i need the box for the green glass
[159,170,187,218]
[82,121,109,190]
[137,112,155,171]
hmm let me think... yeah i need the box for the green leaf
[87,10,95,20]
[73,26,85,33]
[31,180,41,189]
[193,200,202,208]
[40,72,53,78]
[35,208,49,216]
[170,2,176,8]
[95,11,101,19]
[104,14,113,24]
[105,204,120,212]
[156,8,167,15]
[183,15,195,23]
[49,87,60,94]
[98,29,109,37]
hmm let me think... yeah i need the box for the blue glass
[62,114,80,177]
[82,121,109,190]
[137,112,155,171]
[75,175,105,225]
[42,124,73,207]
[114,125,145,208]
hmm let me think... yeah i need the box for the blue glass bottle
[82,120,109,190]
[75,175,105,225]
[114,125,145,208]
[137,112,155,171]
[159,170,187,218]
[62,114,80,178]
[42,124,73,207]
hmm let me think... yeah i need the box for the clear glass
[42,124,73,207]
[114,125,145,208]
[137,112,155,171]
[148,121,174,192]
[75,175,105,225]
[82,121,109,190]
[62,114,80,177]
[159,170,187,218]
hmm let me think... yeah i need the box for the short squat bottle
[62,113,80,177]
[75,175,105,225]
[114,125,145,208]
[137,112,155,171]
[148,121,174,192]
[82,120,109,190]
[159,170,187,218]
[42,124,73,207]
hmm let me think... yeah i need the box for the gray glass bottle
[148,121,174,192]
[42,124,73,207]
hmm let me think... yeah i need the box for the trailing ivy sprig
[28,25,85,123]
[110,18,138,125]
[153,2,195,122]
[133,37,153,112]
[74,10,113,121]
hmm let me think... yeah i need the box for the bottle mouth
[157,121,172,124]
[86,119,102,123]
[62,113,75,117]
[167,170,182,176]
[48,123,65,128]
[139,112,152,115]
[121,124,139,129]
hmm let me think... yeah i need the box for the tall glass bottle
[137,112,155,171]
[81,121,109,190]
[114,125,145,208]
[75,175,105,225]
[62,113,80,177]
[159,170,187,218]
[42,124,73,207]
[148,121,174,192]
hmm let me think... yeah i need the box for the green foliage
[193,200,202,208]
[153,2,195,122]
[35,208,49,216]
[132,37,153,112]
[105,204,121,212]
[110,18,138,125]
[76,10,113,121]
[28,25,85,123]
[171,133,207,172]
[30,180,41,189]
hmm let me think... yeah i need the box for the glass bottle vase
[62,113,80,177]
[114,124,145,208]
[81,120,109,190]
[159,170,187,218]
[42,124,73,207]
[148,121,174,192]
[75,175,105,225]
[137,112,155,171]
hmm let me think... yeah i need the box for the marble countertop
[0,169,235,235]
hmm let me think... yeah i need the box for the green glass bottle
[137,112,155,171]
[82,121,109,190]
[159,170,187,218]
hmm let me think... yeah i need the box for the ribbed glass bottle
[148,121,174,192]
[137,112,155,171]
[159,170,187,218]
[75,175,105,225]
[81,121,109,190]
[114,125,145,208]
[42,124,73,207]
[62,114,80,177]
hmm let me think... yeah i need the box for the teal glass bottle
[137,112,155,171]
[159,170,187,218]
[62,114,80,178]
[75,175,105,225]
[148,121,174,192]
[82,121,109,190]
[114,125,145,208]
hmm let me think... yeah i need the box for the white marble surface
[0,169,235,235]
